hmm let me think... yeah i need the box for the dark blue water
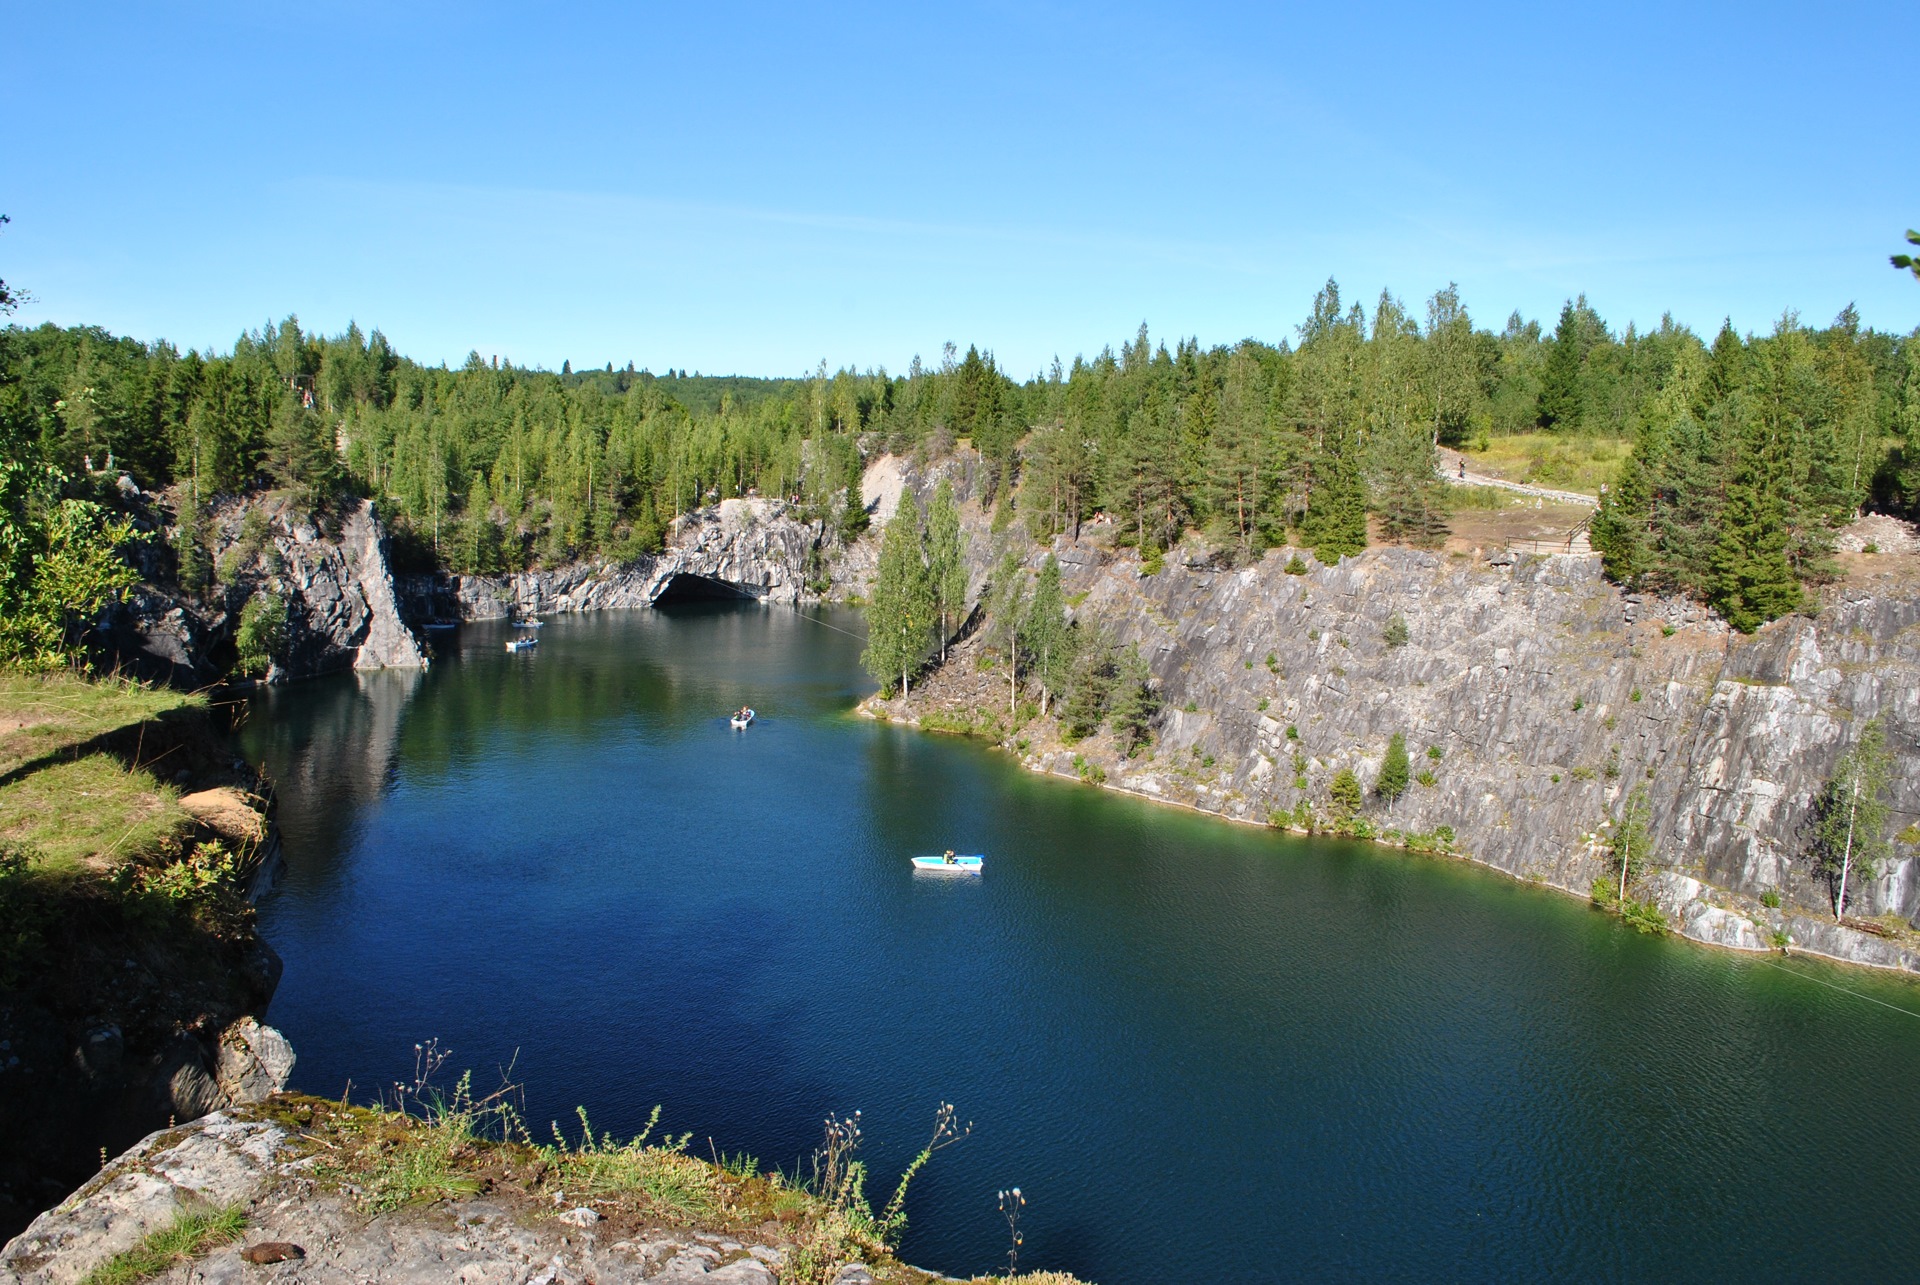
[243,604,1920,1283]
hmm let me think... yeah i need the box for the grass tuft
[81,1203,246,1285]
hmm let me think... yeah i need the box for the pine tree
[862,495,933,696]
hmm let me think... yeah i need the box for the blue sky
[4,1,1915,377]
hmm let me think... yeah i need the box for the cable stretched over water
[787,606,868,644]
[1756,957,1920,1020]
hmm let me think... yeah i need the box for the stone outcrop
[403,498,830,621]
[1,1107,1037,1285]
[872,534,1920,973]
[107,494,427,686]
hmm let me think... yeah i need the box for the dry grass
[1464,433,1629,496]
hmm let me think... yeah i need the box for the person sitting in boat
[943,849,956,864]
[737,706,751,721]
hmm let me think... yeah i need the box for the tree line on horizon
[3,281,1916,632]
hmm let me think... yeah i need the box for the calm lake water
[243,604,1920,1283]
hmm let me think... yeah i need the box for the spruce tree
[1107,643,1159,757]
[1376,732,1410,804]
[1328,768,1363,821]
[1709,412,1801,632]
[1021,555,1071,716]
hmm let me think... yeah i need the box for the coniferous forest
[3,279,1917,634]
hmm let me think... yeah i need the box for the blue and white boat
[730,707,756,729]
[505,636,538,653]
[911,853,983,874]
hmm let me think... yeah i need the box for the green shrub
[1382,614,1410,648]
[1760,888,1781,909]
[1285,725,1299,740]
[1427,745,1442,761]
[1283,554,1309,575]
[234,591,288,675]
[1416,770,1437,788]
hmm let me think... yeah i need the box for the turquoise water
[243,604,1920,1283]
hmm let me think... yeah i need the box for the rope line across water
[1756,957,1920,1020]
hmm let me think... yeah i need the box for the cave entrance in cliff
[652,573,759,604]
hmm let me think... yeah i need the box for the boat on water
[511,618,542,628]
[505,636,538,653]
[730,707,756,729]
[422,619,459,632]
[911,853,984,874]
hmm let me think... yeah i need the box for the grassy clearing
[0,670,198,777]
[0,670,202,876]
[1465,433,1629,495]
[0,754,190,874]
[79,1203,246,1285]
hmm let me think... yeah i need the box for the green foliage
[861,496,935,696]
[1760,888,1782,909]
[1061,628,1117,741]
[0,418,144,668]
[1426,744,1442,761]
[1892,229,1920,281]
[1810,717,1894,919]
[1328,767,1363,820]
[1382,614,1409,648]
[1283,554,1309,575]
[1607,786,1655,902]
[1416,769,1437,788]
[81,1204,247,1285]
[1107,643,1159,757]
[234,591,287,675]
[925,479,969,660]
[1020,555,1072,716]
[1376,732,1410,802]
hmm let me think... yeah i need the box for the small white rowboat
[731,708,756,729]
[505,637,538,653]
[911,854,984,874]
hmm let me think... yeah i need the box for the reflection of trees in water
[246,667,423,894]
[252,604,872,891]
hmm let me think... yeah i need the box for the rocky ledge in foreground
[1,1100,1083,1285]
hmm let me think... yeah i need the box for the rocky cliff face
[401,498,830,620]
[871,533,1920,974]
[108,494,427,686]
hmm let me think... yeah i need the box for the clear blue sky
[5,1,1915,378]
